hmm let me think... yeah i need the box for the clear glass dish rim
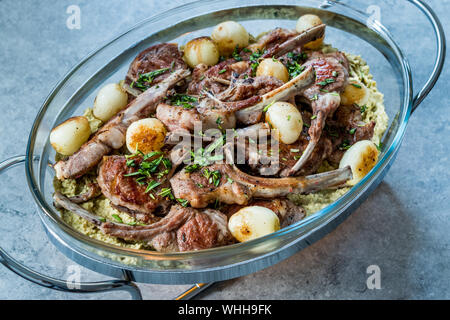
[24,0,413,264]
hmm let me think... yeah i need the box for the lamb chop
[325,103,376,165]
[170,144,352,208]
[234,65,315,124]
[96,145,191,222]
[261,24,326,58]
[54,68,190,180]
[187,60,252,96]
[123,43,188,96]
[285,52,350,176]
[157,68,312,132]
[53,193,233,252]
[238,132,334,177]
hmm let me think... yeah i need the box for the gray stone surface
[0,0,448,300]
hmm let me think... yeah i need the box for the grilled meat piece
[156,103,202,132]
[97,155,173,222]
[54,68,190,180]
[247,28,298,53]
[242,133,333,177]
[125,43,188,93]
[188,59,252,95]
[216,75,283,102]
[326,104,376,165]
[170,146,352,208]
[53,193,232,252]
[235,65,315,124]
[287,52,349,175]
[262,24,326,58]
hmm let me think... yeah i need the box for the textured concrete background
[0,0,448,299]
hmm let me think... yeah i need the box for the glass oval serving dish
[0,0,445,289]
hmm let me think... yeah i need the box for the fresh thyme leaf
[218,69,227,74]
[349,128,356,135]
[351,83,362,89]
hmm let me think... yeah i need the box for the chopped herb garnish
[218,69,227,74]
[311,115,317,120]
[318,78,335,86]
[290,149,300,153]
[263,100,275,112]
[99,217,106,222]
[203,168,222,187]
[168,93,198,109]
[349,128,356,134]
[332,71,338,77]
[249,49,264,75]
[185,164,200,173]
[232,45,242,61]
[123,171,142,177]
[158,187,174,199]
[376,142,383,152]
[176,198,189,207]
[130,68,169,91]
[112,214,123,223]
[287,115,291,121]
[145,180,161,193]
[351,83,362,89]
[226,176,233,184]
[339,140,352,150]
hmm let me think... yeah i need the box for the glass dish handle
[0,155,142,300]
[329,0,446,112]
[408,0,446,112]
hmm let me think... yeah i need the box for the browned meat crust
[100,205,232,252]
[125,43,188,89]
[97,155,172,222]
